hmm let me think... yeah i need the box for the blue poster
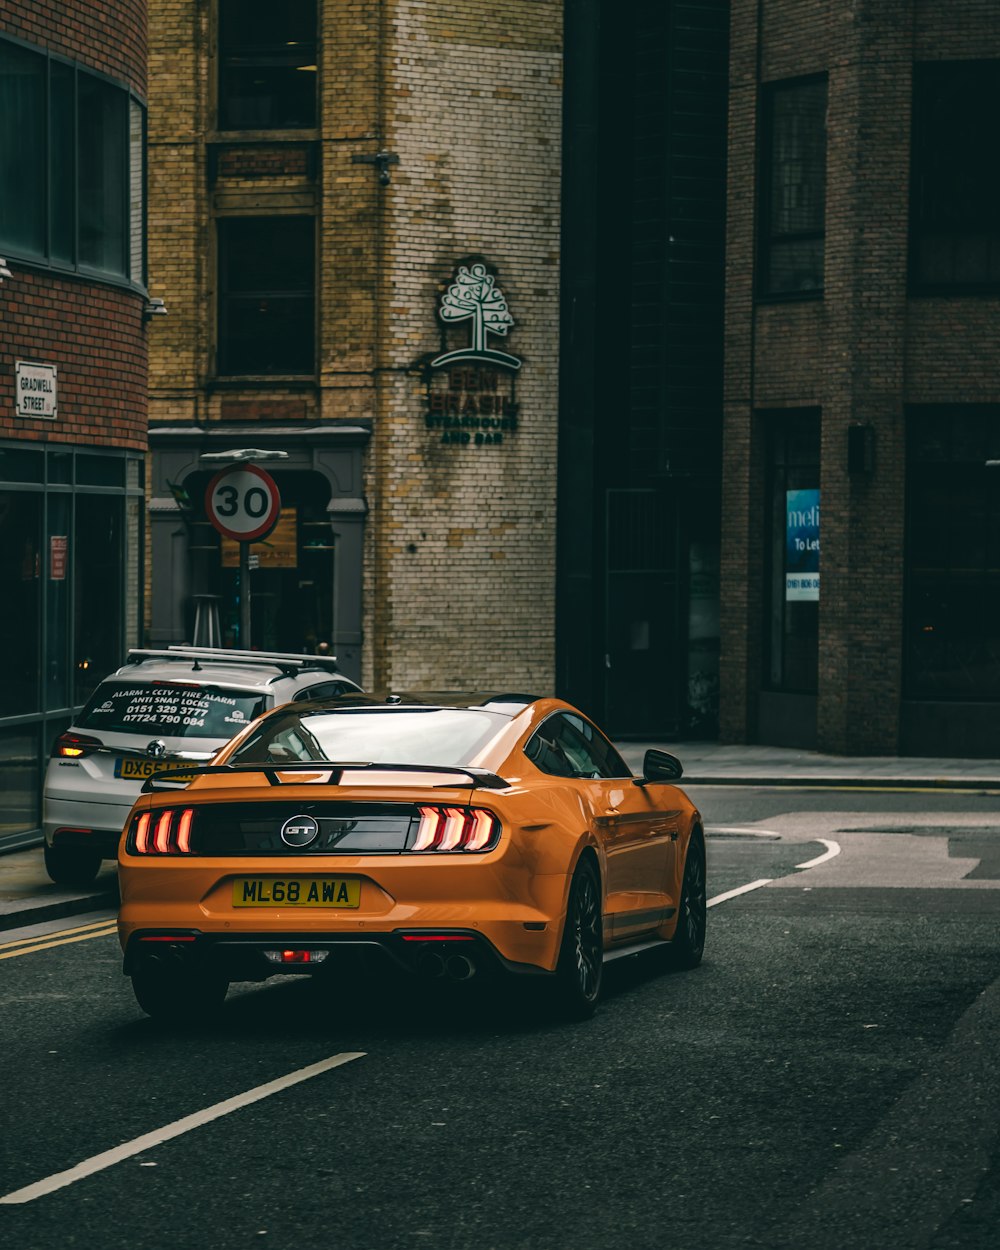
[786,488,820,601]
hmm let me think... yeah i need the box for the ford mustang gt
[117,693,706,1021]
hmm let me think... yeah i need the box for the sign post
[204,463,282,649]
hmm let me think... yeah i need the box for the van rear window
[77,682,265,738]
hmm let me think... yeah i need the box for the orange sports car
[117,693,706,1021]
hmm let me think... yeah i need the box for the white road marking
[707,878,773,907]
[0,1051,365,1205]
[796,839,841,869]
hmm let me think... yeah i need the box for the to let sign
[16,361,58,419]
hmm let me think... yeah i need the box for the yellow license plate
[115,758,194,781]
[232,877,361,908]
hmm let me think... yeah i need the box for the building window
[218,0,317,130]
[217,216,315,376]
[764,412,820,693]
[905,407,1000,700]
[758,77,827,298]
[910,62,1000,292]
[0,36,145,284]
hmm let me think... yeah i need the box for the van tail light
[410,806,500,853]
[129,808,197,855]
[52,732,103,759]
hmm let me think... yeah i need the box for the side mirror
[636,748,684,786]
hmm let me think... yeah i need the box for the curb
[681,775,1000,790]
[0,889,118,934]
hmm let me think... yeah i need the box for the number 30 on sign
[205,464,282,543]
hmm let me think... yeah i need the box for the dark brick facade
[722,0,1000,755]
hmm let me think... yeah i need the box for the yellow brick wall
[147,0,563,691]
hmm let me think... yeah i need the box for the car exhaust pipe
[416,951,446,979]
[445,954,476,981]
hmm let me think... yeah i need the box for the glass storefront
[0,443,144,846]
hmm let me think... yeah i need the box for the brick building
[0,0,149,849]
[722,0,1000,756]
[145,1,562,693]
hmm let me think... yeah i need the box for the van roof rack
[124,647,340,679]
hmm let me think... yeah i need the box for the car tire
[43,843,103,888]
[554,858,604,1019]
[668,830,706,969]
[131,963,229,1022]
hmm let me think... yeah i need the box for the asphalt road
[1,786,998,1250]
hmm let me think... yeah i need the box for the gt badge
[281,814,320,848]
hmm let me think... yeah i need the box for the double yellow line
[0,917,118,961]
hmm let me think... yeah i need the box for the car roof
[104,648,356,692]
[291,691,543,715]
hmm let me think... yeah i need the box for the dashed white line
[707,878,773,907]
[0,1051,366,1205]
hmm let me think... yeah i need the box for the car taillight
[52,732,103,759]
[410,806,500,853]
[130,808,197,855]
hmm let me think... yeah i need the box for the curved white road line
[795,838,841,869]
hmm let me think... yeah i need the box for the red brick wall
[0,2,148,452]
[0,0,146,95]
[0,272,147,451]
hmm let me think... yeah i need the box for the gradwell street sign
[15,361,57,419]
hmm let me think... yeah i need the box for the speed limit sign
[205,464,282,542]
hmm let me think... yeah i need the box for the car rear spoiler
[142,761,511,792]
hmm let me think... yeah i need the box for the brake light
[52,732,103,759]
[129,808,197,855]
[411,806,500,853]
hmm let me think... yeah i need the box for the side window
[525,714,631,779]
[563,714,631,778]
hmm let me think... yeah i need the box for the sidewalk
[616,741,1000,789]
[4,740,999,934]
[0,852,118,934]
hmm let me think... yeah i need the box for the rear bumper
[43,795,131,855]
[122,927,554,982]
[118,855,572,971]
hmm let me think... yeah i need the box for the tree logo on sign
[430,261,521,371]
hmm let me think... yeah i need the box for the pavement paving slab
[0,848,118,932]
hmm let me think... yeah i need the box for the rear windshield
[77,681,266,738]
[232,707,504,766]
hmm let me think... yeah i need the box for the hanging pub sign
[423,259,521,448]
